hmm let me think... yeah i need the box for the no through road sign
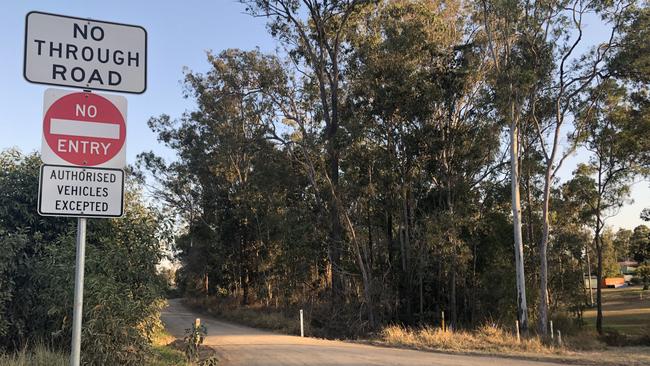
[24,11,147,94]
[41,88,126,169]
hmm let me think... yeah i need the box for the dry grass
[375,324,650,366]
[379,324,561,354]
[184,296,302,336]
[182,294,650,365]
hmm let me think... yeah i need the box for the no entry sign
[38,164,124,217]
[24,11,147,94]
[41,88,126,169]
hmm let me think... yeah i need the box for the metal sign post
[70,217,87,366]
[24,10,144,366]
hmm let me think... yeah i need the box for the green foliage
[610,6,650,83]
[613,229,633,261]
[630,225,650,263]
[183,323,207,362]
[601,229,622,278]
[141,0,650,339]
[636,263,650,290]
[0,231,29,339]
[0,149,165,364]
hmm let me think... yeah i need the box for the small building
[602,277,626,288]
[619,260,638,275]
[584,275,598,289]
[619,260,638,284]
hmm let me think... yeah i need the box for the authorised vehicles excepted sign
[38,164,124,217]
[24,11,147,94]
[41,88,127,169]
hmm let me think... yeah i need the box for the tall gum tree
[577,77,650,334]
[479,0,539,334]
[346,0,502,326]
[242,0,371,301]
[490,0,631,335]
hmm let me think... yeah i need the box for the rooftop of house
[618,260,639,267]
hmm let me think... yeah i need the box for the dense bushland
[140,0,650,338]
[0,150,167,365]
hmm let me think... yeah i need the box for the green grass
[149,345,189,366]
[583,286,650,336]
[149,328,191,366]
[0,344,67,366]
[0,349,189,366]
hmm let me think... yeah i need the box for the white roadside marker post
[300,309,304,337]
[70,217,87,366]
[550,320,554,340]
[441,311,445,332]
[515,320,520,343]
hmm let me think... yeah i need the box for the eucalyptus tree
[483,0,631,335]
[242,0,372,298]
[347,0,501,326]
[143,49,300,302]
[572,77,650,333]
[630,225,650,263]
[530,0,637,335]
[478,0,551,334]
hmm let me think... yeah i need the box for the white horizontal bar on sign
[50,119,120,139]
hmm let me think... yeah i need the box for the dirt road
[161,299,577,366]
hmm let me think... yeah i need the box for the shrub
[0,150,167,364]
[601,330,629,347]
[636,263,650,290]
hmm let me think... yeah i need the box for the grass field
[583,285,650,336]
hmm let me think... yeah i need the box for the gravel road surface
[162,299,577,366]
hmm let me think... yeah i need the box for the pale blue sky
[1,1,647,229]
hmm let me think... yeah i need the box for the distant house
[602,277,626,288]
[619,260,638,274]
[619,260,638,284]
[583,261,640,289]
[584,275,598,289]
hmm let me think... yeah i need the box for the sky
[1,1,647,230]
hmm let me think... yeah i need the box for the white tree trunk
[538,164,552,336]
[510,110,529,334]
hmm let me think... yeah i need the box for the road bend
[162,299,578,366]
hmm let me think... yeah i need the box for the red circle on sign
[43,92,126,166]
